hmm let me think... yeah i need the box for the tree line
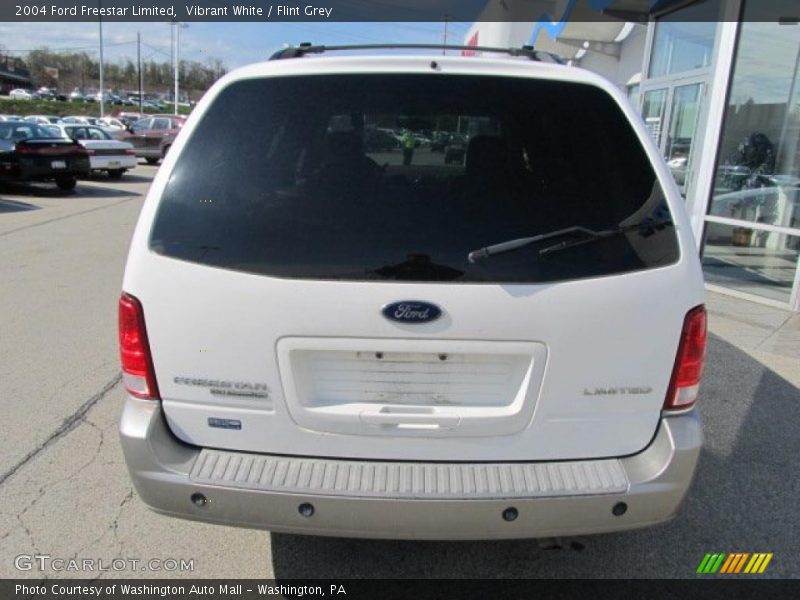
[11,46,226,100]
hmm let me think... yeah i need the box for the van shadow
[0,198,39,213]
[87,172,154,184]
[0,180,140,198]
[269,334,800,578]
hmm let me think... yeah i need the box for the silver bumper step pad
[190,449,629,499]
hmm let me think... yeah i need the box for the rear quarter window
[150,73,680,283]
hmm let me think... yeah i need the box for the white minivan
[119,45,706,539]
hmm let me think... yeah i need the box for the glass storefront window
[643,5,720,194]
[666,83,704,194]
[706,2,800,306]
[627,83,640,109]
[702,223,799,304]
[708,179,800,229]
[649,1,721,79]
[710,22,800,227]
[642,88,667,145]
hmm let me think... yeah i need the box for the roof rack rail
[269,43,566,64]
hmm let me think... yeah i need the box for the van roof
[218,52,619,95]
[268,43,566,64]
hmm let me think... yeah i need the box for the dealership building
[465,0,800,311]
[0,54,32,95]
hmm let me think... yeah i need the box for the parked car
[93,92,119,104]
[115,114,185,164]
[413,132,430,147]
[444,134,468,165]
[0,114,23,122]
[430,131,451,152]
[0,120,90,190]
[116,112,150,127]
[98,117,126,130]
[61,116,90,125]
[69,90,87,103]
[158,130,177,158]
[52,124,137,179]
[364,127,399,152]
[119,47,706,540]
[667,156,688,187]
[8,89,35,100]
[37,87,57,100]
[24,115,61,125]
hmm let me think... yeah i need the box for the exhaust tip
[298,503,315,518]
[612,502,627,516]
[190,492,208,508]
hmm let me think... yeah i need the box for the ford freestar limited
[119,45,706,539]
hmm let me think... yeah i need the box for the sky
[0,21,476,70]
[4,17,796,106]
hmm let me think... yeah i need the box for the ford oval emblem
[382,301,442,324]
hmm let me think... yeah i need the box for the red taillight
[125,149,136,156]
[664,305,707,411]
[118,293,160,400]
[15,142,88,156]
[14,143,36,155]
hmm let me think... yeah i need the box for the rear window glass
[0,122,61,140]
[150,74,679,283]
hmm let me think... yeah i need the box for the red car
[115,115,185,164]
[116,112,150,127]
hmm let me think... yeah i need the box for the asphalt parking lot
[0,165,798,579]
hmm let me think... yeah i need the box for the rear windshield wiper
[467,219,672,263]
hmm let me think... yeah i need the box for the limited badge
[207,418,242,430]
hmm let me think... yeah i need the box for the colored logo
[381,301,442,324]
[529,0,662,46]
[696,553,773,574]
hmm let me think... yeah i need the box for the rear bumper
[1,157,90,180]
[120,397,702,540]
[134,147,160,158]
[90,155,137,170]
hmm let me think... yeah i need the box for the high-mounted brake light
[119,293,160,400]
[664,305,707,412]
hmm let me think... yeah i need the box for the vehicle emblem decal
[382,301,442,324]
[208,418,242,431]
[583,386,653,396]
[174,376,270,399]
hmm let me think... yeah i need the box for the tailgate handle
[360,409,461,430]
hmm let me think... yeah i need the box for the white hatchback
[119,45,706,540]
